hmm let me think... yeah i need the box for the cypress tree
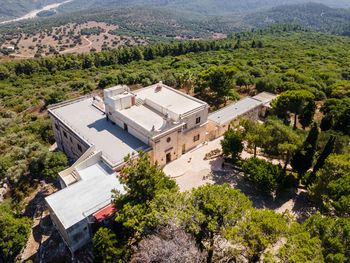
[310,135,336,179]
[251,40,256,48]
[299,100,316,129]
[234,39,241,49]
[291,123,319,177]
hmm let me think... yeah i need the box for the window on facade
[63,131,67,138]
[167,137,171,143]
[193,134,200,142]
[55,124,59,130]
[70,137,73,143]
[196,117,201,124]
[77,144,82,152]
[184,124,188,130]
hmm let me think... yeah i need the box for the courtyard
[163,137,317,222]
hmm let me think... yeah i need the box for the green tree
[0,65,10,80]
[263,119,303,171]
[0,204,32,263]
[196,65,237,106]
[114,151,178,235]
[228,209,290,262]
[179,71,195,95]
[303,214,349,263]
[93,228,122,263]
[44,89,67,107]
[237,119,266,157]
[291,123,319,178]
[235,72,254,91]
[271,90,315,129]
[255,74,282,93]
[42,152,68,178]
[242,157,286,193]
[309,154,350,217]
[299,100,316,129]
[221,129,243,163]
[188,184,251,263]
[272,232,324,263]
[309,135,336,183]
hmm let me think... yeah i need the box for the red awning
[93,204,116,222]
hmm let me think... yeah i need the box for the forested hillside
[0,0,64,21]
[57,0,350,16]
[247,3,350,36]
[0,24,349,261]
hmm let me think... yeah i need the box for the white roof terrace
[134,83,207,118]
[49,96,149,167]
[45,160,126,229]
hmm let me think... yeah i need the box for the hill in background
[246,3,350,36]
[57,0,350,16]
[0,0,65,21]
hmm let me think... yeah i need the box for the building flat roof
[50,97,148,166]
[45,161,126,229]
[208,97,263,125]
[253,92,278,105]
[135,84,205,115]
[120,104,165,132]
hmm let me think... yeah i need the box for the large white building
[45,82,277,253]
[45,83,209,253]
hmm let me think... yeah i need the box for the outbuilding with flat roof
[207,97,263,140]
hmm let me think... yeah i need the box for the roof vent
[156,84,162,92]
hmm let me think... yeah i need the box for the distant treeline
[1,24,305,77]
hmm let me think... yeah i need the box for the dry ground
[1,21,147,61]
[164,137,317,223]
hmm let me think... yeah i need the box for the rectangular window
[196,117,201,124]
[70,137,73,143]
[77,144,82,152]
[63,131,67,138]
[55,124,59,130]
[193,134,200,142]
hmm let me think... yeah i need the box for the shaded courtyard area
[164,137,317,223]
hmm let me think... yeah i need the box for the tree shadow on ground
[208,163,318,223]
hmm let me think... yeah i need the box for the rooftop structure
[104,83,208,139]
[134,83,204,117]
[208,97,263,125]
[49,96,149,167]
[46,159,125,230]
[253,92,278,107]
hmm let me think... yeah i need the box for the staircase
[135,98,144,106]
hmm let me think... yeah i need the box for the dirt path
[20,181,58,262]
[61,36,92,54]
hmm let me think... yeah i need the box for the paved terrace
[50,97,149,166]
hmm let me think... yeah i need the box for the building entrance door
[166,153,171,164]
[182,144,186,154]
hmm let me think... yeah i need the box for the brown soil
[0,21,226,62]
[1,21,147,61]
